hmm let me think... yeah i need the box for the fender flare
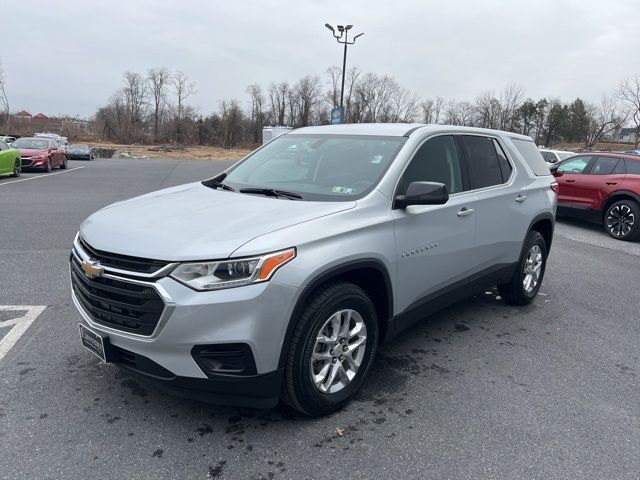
[277,259,393,369]
[527,212,555,250]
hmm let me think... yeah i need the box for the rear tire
[282,282,378,416]
[498,231,547,305]
[603,200,640,241]
[11,159,20,177]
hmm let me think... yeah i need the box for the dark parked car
[67,144,93,160]
[552,152,640,240]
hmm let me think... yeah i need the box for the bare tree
[387,86,419,123]
[0,62,9,126]
[147,67,170,142]
[268,81,289,126]
[344,66,362,123]
[585,95,626,148]
[220,99,243,148]
[444,100,476,126]
[326,66,341,108]
[498,83,525,131]
[246,84,267,143]
[169,71,197,142]
[618,75,640,147]
[420,97,444,124]
[475,90,501,129]
[294,75,321,127]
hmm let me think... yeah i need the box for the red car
[11,137,67,173]
[552,152,640,240]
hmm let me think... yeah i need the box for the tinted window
[493,139,513,181]
[541,151,556,162]
[511,138,550,176]
[398,135,464,194]
[626,159,640,175]
[0,141,7,151]
[462,135,503,189]
[589,157,621,175]
[557,156,592,174]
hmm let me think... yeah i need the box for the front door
[393,134,477,317]
[554,155,595,208]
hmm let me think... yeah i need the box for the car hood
[80,182,356,261]
[18,148,48,156]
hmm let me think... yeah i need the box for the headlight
[170,248,296,291]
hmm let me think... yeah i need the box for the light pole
[325,23,364,122]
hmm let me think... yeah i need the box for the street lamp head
[324,23,335,33]
[353,32,365,41]
[345,25,353,30]
[337,25,345,32]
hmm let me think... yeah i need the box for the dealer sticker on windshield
[331,186,355,194]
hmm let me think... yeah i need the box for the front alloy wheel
[522,245,543,294]
[311,309,367,394]
[282,282,378,416]
[605,200,639,241]
[12,159,20,177]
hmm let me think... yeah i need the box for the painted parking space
[0,305,47,362]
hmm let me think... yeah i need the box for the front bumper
[71,249,300,407]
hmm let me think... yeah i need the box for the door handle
[565,179,576,183]
[457,207,475,217]
[515,194,527,203]
[606,181,617,185]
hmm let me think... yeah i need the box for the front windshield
[223,134,406,201]
[12,138,50,150]
[69,144,88,150]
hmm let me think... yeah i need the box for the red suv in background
[552,152,640,241]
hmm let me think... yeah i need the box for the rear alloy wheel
[12,159,20,177]
[282,282,378,416]
[498,230,547,305]
[604,200,640,241]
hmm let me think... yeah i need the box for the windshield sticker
[331,186,355,195]
[371,154,383,164]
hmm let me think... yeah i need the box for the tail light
[550,182,559,194]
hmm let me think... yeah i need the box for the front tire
[11,159,20,177]
[282,282,378,416]
[44,159,52,173]
[60,156,68,169]
[604,200,640,241]
[498,231,547,305]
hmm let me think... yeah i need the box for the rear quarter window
[511,138,551,176]
[625,159,640,175]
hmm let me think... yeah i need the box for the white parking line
[0,306,47,361]
[0,166,85,187]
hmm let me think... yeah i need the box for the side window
[0,141,7,151]
[556,156,592,174]
[398,135,464,195]
[462,135,503,189]
[541,151,556,162]
[625,160,640,175]
[589,157,621,176]
[492,139,513,181]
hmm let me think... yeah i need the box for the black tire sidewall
[288,284,378,415]
[518,231,547,300]
[604,200,640,241]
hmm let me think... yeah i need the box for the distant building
[15,110,32,119]
[619,126,640,144]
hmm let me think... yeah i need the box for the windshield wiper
[239,187,303,200]
[208,181,235,191]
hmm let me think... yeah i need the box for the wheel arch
[277,259,393,369]
[527,212,555,251]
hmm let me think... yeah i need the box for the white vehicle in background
[0,135,16,145]
[539,148,575,165]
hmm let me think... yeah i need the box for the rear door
[571,156,627,210]
[460,135,527,270]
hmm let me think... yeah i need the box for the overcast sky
[2,0,638,118]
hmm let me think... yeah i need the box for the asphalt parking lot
[0,158,638,480]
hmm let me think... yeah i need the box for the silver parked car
[71,123,557,416]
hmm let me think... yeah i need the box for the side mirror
[395,181,449,209]
[549,164,561,174]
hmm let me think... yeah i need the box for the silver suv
[72,124,557,416]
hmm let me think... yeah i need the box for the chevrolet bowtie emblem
[81,260,104,279]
